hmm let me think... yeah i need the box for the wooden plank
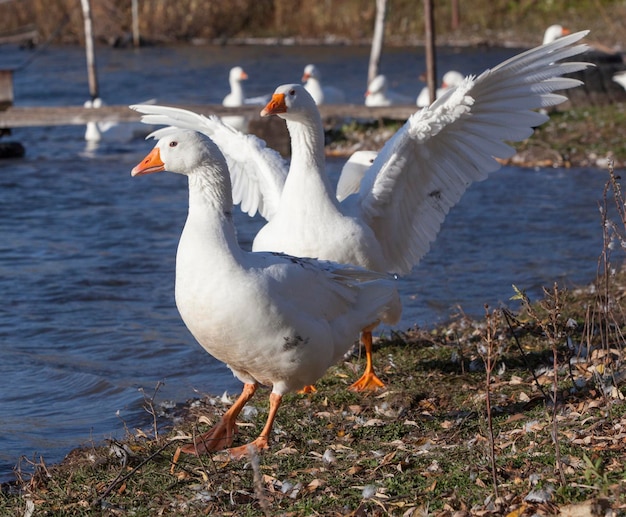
[0,70,13,110]
[0,104,416,129]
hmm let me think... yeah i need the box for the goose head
[131,128,224,178]
[543,25,570,44]
[229,66,248,84]
[302,64,320,82]
[441,71,464,89]
[260,84,318,121]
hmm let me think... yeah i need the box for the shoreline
[323,102,626,170]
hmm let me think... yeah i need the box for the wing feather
[131,104,288,221]
[352,31,592,274]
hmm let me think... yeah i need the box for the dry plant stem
[480,305,500,499]
[514,285,567,486]
[96,439,176,505]
[140,380,164,440]
[541,284,567,486]
[502,309,549,400]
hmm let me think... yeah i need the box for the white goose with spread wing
[133,31,591,392]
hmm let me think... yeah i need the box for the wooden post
[451,0,459,30]
[368,0,387,86]
[423,0,437,105]
[132,0,140,47]
[0,69,13,137]
[80,0,99,100]
[0,70,14,111]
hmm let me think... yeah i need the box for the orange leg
[228,392,282,459]
[181,382,257,456]
[348,330,385,392]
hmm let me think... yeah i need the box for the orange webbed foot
[181,383,258,456]
[227,436,270,459]
[180,418,238,455]
[298,384,317,394]
[348,370,385,392]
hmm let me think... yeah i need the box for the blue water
[0,42,616,481]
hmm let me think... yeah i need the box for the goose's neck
[182,164,242,261]
[283,113,336,201]
[230,79,245,103]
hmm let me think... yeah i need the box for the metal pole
[80,0,99,100]
[423,0,437,105]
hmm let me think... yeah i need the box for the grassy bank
[2,166,625,515]
[2,0,625,48]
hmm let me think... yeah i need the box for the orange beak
[131,147,165,176]
[241,70,249,80]
[302,72,311,82]
[562,27,571,36]
[260,93,287,117]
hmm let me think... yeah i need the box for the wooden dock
[0,103,417,129]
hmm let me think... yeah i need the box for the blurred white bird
[84,97,153,143]
[302,64,346,105]
[222,66,269,132]
[416,70,464,107]
[365,75,413,106]
[543,24,571,44]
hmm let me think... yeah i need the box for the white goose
[130,128,396,457]
[133,31,591,391]
[365,74,414,106]
[613,70,626,91]
[416,70,464,107]
[221,66,270,132]
[302,63,346,105]
[222,66,270,107]
[336,150,378,202]
[543,24,571,44]
[84,97,153,143]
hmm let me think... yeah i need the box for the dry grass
[2,0,626,47]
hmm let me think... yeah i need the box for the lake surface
[0,42,615,481]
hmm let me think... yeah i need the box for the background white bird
[302,63,346,105]
[416,70,464,107]
[365,75,414,106]
[221,66,269,132]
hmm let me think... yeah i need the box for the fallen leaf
[559,500,595,517]
[306,479,325,492]
[505,503,528,517]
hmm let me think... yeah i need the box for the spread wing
[131,104,288,221]
[352,30,591,275]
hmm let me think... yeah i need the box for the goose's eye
[289,89,296,96]
[169,141,178,148]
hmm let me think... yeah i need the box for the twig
[477,305,500,499]
[502,308,549,401]
[139,380,165,440]
[96,439,177,505]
